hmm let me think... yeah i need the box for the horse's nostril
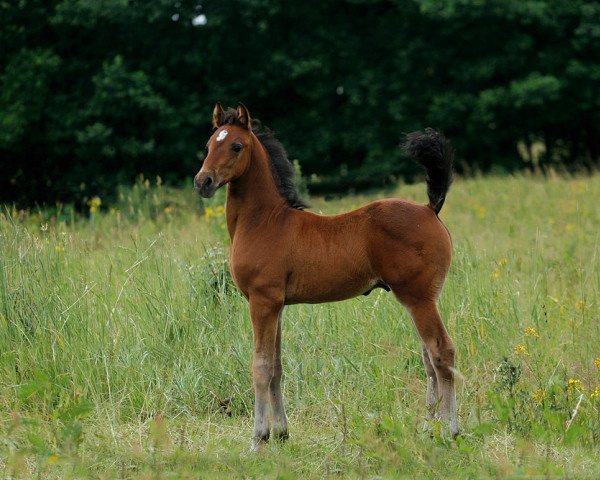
[194,174,216,196]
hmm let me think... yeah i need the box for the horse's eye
[232,143,243,152]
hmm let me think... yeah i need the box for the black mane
[220,109,309,210]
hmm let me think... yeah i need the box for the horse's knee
[253,357,273,390]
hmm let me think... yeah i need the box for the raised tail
[404,128,454,215]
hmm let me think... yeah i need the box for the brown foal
[194,103,458,449]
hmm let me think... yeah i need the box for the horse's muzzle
[194,173,217,198]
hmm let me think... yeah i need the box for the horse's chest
[228,254,250,292]
[228,241,281,294]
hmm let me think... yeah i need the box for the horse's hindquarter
[366,199,452,302]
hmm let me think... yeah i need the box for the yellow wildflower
[565,223,575,232]
[87,196,102,214]
[567,379,585,393]
[591,386,600,399]
[524,327,538,337]
[532,389,545,405]
[595,358,600,369]
[204,205,225,222]
[55,244,65,253]
[164,205,174,215]
[576,300,585,312]
[514,345,528,356]
[492,258,508,279]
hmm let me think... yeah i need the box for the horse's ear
[236,103,252,130]
[212,103,225,129]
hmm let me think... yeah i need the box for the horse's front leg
[249,294,284,450]
[270,315,288,440]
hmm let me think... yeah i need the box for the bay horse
[194,103,458,449]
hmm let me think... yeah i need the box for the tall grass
[1,174,599,478]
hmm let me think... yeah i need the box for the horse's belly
[284,271,377,305]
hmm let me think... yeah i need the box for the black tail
[403,128,454,215]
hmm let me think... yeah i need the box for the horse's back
[365,198,450,244]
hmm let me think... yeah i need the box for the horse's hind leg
[269,315,289,440]
[404,299,459,437]
[422,344,440,423]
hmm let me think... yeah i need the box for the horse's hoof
[273,429,289,442]
[442,424,460,441]
[251,431,270,452]
[423,419,460,440]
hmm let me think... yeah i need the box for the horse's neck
[226,137,288,239]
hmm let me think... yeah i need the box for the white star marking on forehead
[216,129,229,142]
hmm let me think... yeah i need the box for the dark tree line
[1,0,599,205]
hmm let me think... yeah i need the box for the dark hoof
[273,430,289,442]
[251,431,270,452]
[254,431,270,443]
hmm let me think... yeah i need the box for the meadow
[0,173,599,479]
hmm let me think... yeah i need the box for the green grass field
[1,174,599,479]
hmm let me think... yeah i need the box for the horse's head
[194,103,254,198]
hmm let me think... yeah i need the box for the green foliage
[1,0,600,205]
[0,48,60,147]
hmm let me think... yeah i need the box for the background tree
[1,0,599,205]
